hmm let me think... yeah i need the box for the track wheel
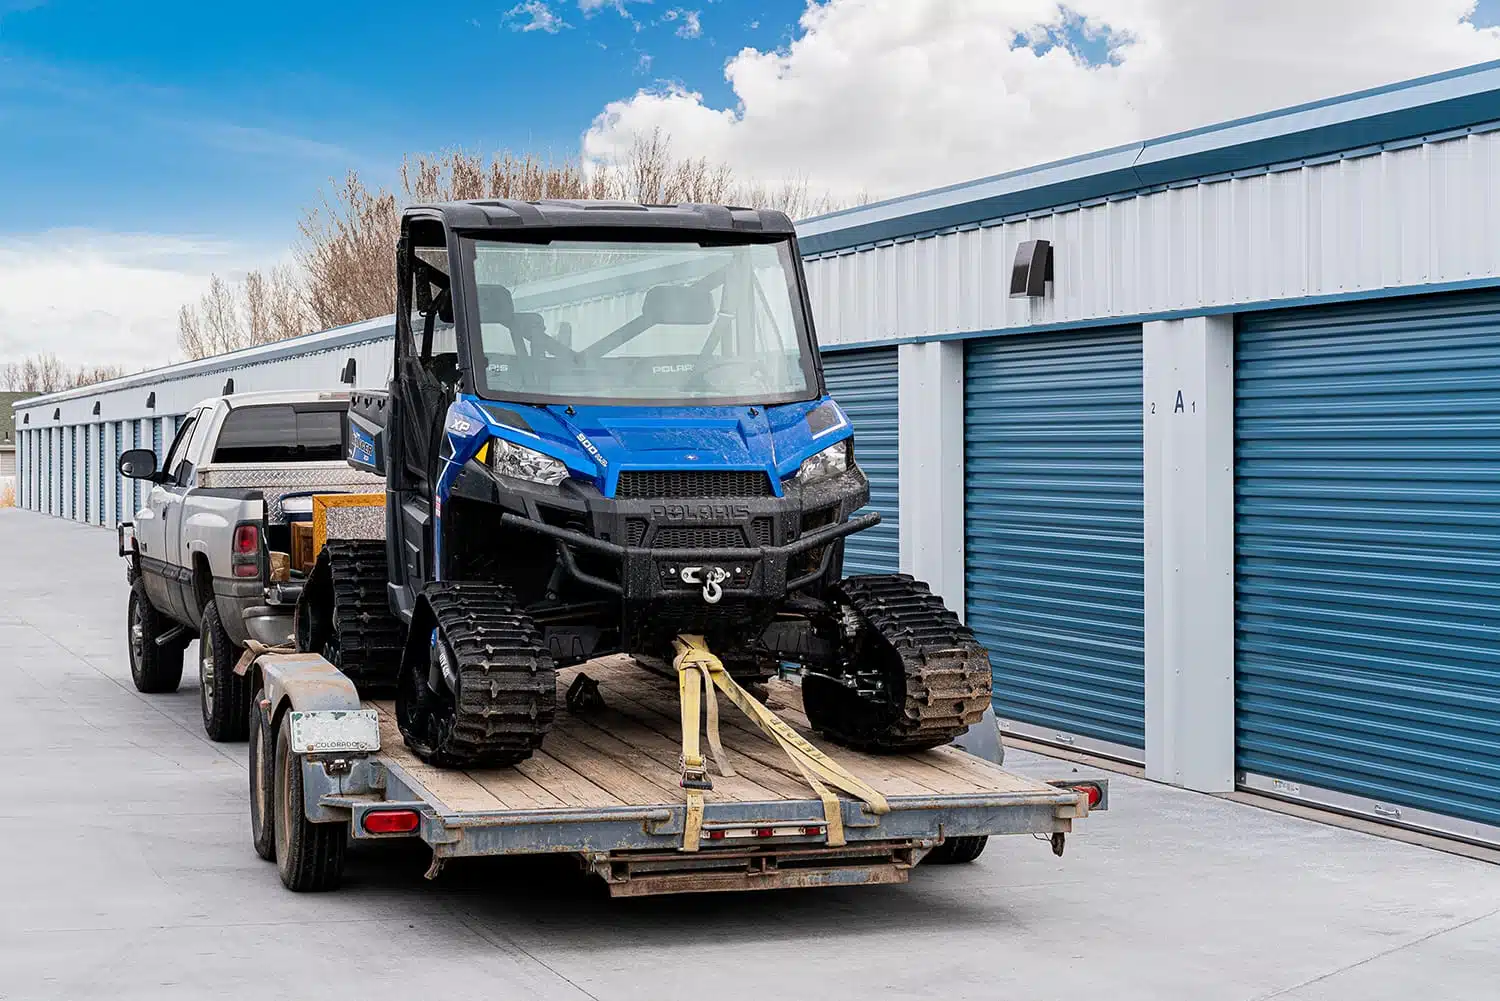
[298,540,404,695]
[803,574,992,753]
[248,690,276,862]
[396,583,556,769]
[199,600,250,741]
[273,712,346,891]
[924,836,988,865]
[127,577,184,694]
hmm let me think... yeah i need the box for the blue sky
[0,0,808,242]
[3,1,1498,372]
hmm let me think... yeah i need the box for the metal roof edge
[796,58,1500,256]
[11,315,396,413]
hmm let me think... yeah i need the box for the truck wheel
[127,577,184,694]
[199,601,250,741]
[273,713,346,891]
[924,836,988,865]
[248,690,276,862]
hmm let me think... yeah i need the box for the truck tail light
[232,522,262,578]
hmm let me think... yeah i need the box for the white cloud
[506,1,569,33]
[578,0,647,16]
[0,230,274,372]
[584,0,1500,201]
[664,8,703,38]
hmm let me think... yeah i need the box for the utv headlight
[793,440,851,485]
[488,437,570,486]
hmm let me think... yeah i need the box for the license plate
[288,710,381,754]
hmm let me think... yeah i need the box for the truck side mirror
[119,448,159,480]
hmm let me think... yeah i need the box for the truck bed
[312,656,1098,895]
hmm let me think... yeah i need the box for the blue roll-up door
[821,348,899,576]
[1237,290,1500,838]
[965,326,1145,755]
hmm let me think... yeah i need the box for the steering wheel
[683,356,768,392]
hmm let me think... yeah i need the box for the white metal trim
[1238,771,1500,849]
[998,717,1145,765]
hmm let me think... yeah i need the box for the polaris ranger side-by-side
[249,201,1106,894]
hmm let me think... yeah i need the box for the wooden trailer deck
[372,656,1056,815]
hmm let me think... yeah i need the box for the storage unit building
[13,59,1500,845]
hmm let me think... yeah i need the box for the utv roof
[405,200,796,236]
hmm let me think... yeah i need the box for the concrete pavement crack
[1252,904,1500,1000]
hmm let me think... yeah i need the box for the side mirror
[119,448,159,480]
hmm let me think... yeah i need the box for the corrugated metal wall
[805,129,1500,347]
[821,348,900,575]
[1236,289,1500,832]
[965,326,1146,753]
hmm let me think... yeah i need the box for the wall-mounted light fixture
[146,392,156,409]
[223,377,235,395]
[52,408,61,421]
[340,357,357,385]
[92,401,101,416]
[22,413,30,425]
[1010,239,1054,298]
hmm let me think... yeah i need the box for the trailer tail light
[231,523,261,578]
[362,809,420,834]
[1072,783,1104,808]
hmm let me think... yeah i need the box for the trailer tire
[127,577,184,694]
[248,690,276,862]
[199,601,250,741]
[273,714,346,891]
[925,836,988,865]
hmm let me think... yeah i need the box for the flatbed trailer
[251,653,1106,897]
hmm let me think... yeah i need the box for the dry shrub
[0,482,14,509]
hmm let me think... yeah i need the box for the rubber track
[416,583,557,768]
[834,574,992,752]
[324,539,405,691]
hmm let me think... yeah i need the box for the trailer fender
[254,652,363,720]
[253,652,370,824]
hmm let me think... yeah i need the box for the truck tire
[803,574,992,753]
[199,600,251,741]
[248,690,276,862]
[127,577,184,694]
[273,713,346,891]
[924,836,988,865]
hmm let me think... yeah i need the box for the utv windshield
[460,236,819,405]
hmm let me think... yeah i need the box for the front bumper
[501,509,880,601]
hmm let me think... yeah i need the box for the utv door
[388,229,461,609]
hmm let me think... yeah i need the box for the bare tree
[177,132,858,357]
[177,266,312,360]
[0,353,124,393]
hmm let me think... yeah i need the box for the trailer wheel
[248,690,276,862]
[925,836,988,865]
[199,601,250,741]
[273,714,346,891]
[127,577,184,694]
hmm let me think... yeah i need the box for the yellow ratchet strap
[672,634,889,852]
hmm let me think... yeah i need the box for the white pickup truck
[118,390,381,740]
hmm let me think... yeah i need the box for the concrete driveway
[1,508,1496,1001]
